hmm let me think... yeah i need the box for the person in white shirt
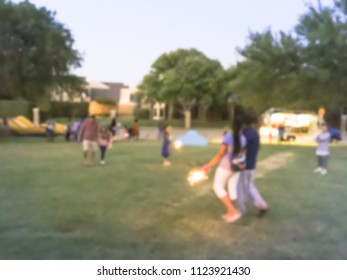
[314,123,331,175]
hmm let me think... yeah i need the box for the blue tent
[175,129,208,146]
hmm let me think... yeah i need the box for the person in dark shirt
[2,116,8,127]
[278,122,285,142]
[162,126,172,166]
[110,117,117,136]
[65,120,71,141]
[238,110,269,217]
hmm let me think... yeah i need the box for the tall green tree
[230,30,303,113]
[0,0,83,104]
[231,0,347,114]
[138,49,224,128]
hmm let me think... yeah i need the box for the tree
[295,1,347,110]
[230,0,347,114]
[0,0,83,104]
[138,49,224,128]
[230,30,303,113]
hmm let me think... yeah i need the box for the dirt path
[256,152,294,178]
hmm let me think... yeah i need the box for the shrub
[0,99,32,118]
[94,96,115,106]
[50,102,89,118]
[134,108,150,119]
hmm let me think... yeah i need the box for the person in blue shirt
[237,110,269,216]
[162,126,172,166]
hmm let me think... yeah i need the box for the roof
[103,82,128,103]
[86,81,110,90]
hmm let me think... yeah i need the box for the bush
[50,102,89,118]
[0,99,32,118]
[94,96,115,106]
[134,108,150,119]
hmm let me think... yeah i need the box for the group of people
[201,108,269,223]
[199,109,333,223]
[76,116,141,165]
[77,115,113,166]
[157,107,269,223]
[63,109,332,223]
[64,118,85,142]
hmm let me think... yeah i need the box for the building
[51,80,139,116]
[50,89,90,103]
[118,87,138,115]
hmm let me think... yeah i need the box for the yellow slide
[41,122,67,134]
[7,116,66,136]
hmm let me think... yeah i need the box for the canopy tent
[175,130,208,146]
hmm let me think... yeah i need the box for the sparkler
[187,169,208,186]
[174,140,183,150]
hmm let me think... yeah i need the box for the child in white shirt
[314,124,331,175]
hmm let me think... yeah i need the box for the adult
[46,119,55,142]
[129,118,139,141]
[317,106,326,128]
[110,117,117,136]
[237,110,269,216]
[65,120,71,141]
[2,116,8,127]
[202,114,246,223]
[78,115,99,166]
[72,119,81,142]
[157,121,165,140]
[278,122,285,142]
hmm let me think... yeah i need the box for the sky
[14,0,335,86]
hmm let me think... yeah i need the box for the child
[162,126,172,166]
[99,125,112,165]
[314,123,331,175]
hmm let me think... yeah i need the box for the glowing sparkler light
[187,169,208,186]
[174,141,183,150]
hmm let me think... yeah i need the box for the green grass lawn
[0,137,347,259]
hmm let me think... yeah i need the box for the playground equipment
[2,116,66,136]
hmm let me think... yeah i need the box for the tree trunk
[168,101,174,120]
[149,103,154,120]
[184,110,191,129]
[198,105,207,121]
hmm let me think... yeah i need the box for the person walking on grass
[99,125,112,165]
[237,110,269,217]
[65,120,71,142]
[201,114,246,223]
[110,116,117,136]
[72,119,82,142]
[162,126,172,166]
[46,119,55,142]
[78,115,99,166]
[128,118,139,141]
[314,123,331,175]
[157,121,165,140]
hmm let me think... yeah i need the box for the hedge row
[134,108,150,119]
[0,99,32,118]
[50,102,89,118]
